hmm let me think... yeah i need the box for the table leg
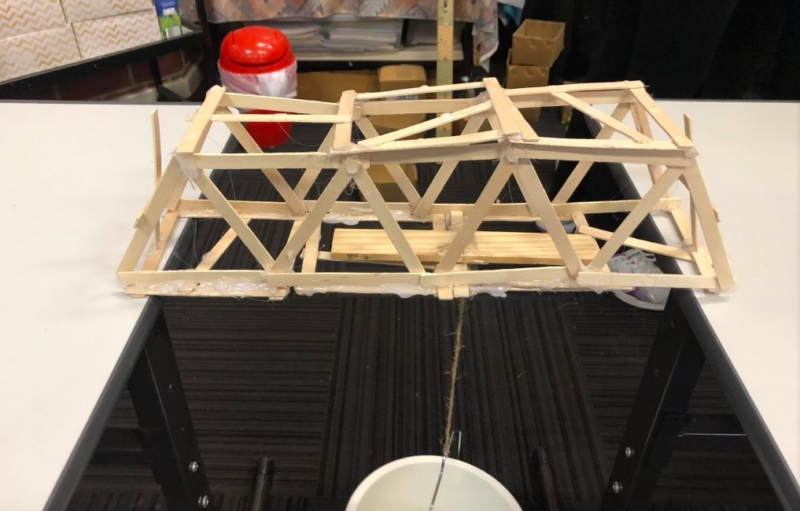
[601,293,705,510]
[128,312,213,510]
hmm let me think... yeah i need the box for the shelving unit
[0,0,214,100]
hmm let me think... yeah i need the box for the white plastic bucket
[346,455,523,511]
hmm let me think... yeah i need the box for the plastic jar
[218,26,297,147]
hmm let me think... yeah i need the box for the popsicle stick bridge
[118,79,733,300]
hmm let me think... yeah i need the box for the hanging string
[443,298,467,457]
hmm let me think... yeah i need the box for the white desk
[613,100,800,505]
[0,102,228,511]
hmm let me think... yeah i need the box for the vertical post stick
[435,0,455,137]
[151,110,162,249]
[684,114,698,246]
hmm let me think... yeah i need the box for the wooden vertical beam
[448,211,471,298]
[142,212,179,271]
[333,90,357,150]
[435,0,455,137]
[630,103,664,184]
[682,114,700,246]
[151,109,163,249]
[119,158,186,272]
[681,163,735,290]
[301,226,321,274]
[431,214,454,299]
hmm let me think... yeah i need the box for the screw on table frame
[127,312,213,510]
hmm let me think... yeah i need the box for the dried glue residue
[469,285,509,298]
[377,283,432,298]
[298,284,433,298]
[152,280,195,294]
[139,278,278,297]
[197,279,278,295]
[323,212,360,226]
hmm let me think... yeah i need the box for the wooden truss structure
[118,79,733,300]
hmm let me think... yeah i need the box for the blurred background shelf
[0,22,213,100]
[295,42,463,62]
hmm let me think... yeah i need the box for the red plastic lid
[218,27,295,74]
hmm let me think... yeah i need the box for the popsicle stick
[195,220,251,271]
[413,114,487,217]
[355,117,421,206]
[352,164,425,273]
[436,161,514,273]
[589,166,684,270]
[192,171,274,270]
[221,109,307,214]
[333,90,357,150]
[272,163,352,273]
[552,92,649,143]
[513,160,581,277]
[552,103,630,203]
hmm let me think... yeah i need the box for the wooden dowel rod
[211,113,350,124]
[151,109,162,249]
[356,81,486,100]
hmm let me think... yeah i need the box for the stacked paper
[262,17,402,53]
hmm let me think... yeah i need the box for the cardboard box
[371,64,427,134]
[297,70,378,103]
[0,25,80,81]
[72,8,161,59]
[360,163,418,203]
[511,19,564,67]
[60,0,153,24]
[0,0,66,40]
[506,55,549,122]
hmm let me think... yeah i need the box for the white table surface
[0,102,228,511]
[612,100,800,498]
